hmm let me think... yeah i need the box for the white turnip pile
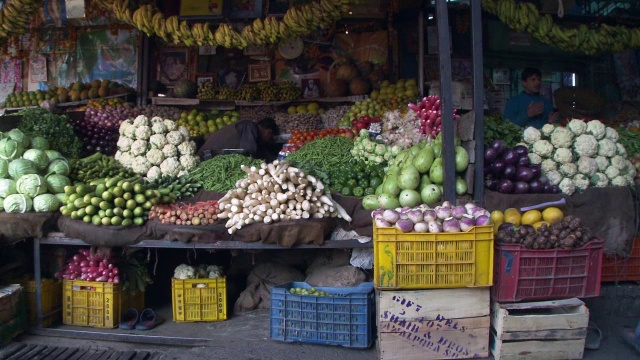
[217,160,351,234]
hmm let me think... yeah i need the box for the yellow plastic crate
[62,280,145,328]
[374,224,494,289]
[20,279,62,327]
[172,278,227,322]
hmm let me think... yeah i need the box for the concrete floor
[6,304,640,360]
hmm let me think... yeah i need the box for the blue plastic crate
[270,282,375,348]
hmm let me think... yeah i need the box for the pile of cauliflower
[523,119,636,196]
[115,115,199,181]
[174,263,223,280]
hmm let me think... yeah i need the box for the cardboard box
[429,81,475,110]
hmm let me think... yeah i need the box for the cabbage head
[0,158,7,178]
[0,138,24,160]
[46,159,70,176]
[46,174,70,194]
[8,159,37,179]
[4,193,32,213]
[0,197,4,209]
[7,129,29,148]
[54,193,68,204]
[45,150,64,162]
[33,194,61,212]
[30,136,50,151]
[16,174,47,197]
[23,149,48,171]
[0,178,16,197]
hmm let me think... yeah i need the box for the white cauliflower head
[546,170,563,186]
[559,163,578,177]
[541,159,557,173]
[559,177,576,195]
[541,124,555,138]
[523,127,541,145]
[118,151,134,168]
[133,115,149,127]
[145,148,165,166]
[131,156,152,175]
[159,157,181,177]
[179,154,199,171]
[178,126,190,140]
[611,155,628,171]
[119,122,132,136]
[528,153,542,165]
[611,176,629,187]
[595,156,609,171]
[605,127,619,142]
[577,157,598,177]
[597,139,617,158]
[151,116,164,125]
[553,148,573,164]
[616,143,627,157]
[166,131,184,146]
[152,122,167,135]
[162,144,178,158]
[174,264,195,280]
[178,141,196,155]
[123,125,137,140]
[605,165,620,180]
[573,173,590,192]
[117,137,133,152]
[135,126,151,140]
[590,172,609,187]
[550,127,574,149]
[130,139,148,156]
[149,134,167,149]
[586,120,606,139]
[146,166,162,182]
[532,140,554,158]
[573,134,598,157]
[164,119,178,131]
[567,119,587,136]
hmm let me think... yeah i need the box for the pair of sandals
[119,308,164,330]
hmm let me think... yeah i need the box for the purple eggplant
[514,181,530,194]
[514,145,528,157]
[491,140,507,156]
[528,179,543,193]
[503,165,516,180]
[516,167,534,182]
[492,160,505,176]
[517,156,530,168]
[502,149,519,165]
[485,148,497,162]
[498,179,514,194]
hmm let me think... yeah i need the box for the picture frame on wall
[248,63,271,82]
[301,78,320,99]
[180,0,224,18]
[266,0,289,15]
[198,45,217,55]
[219,68,246,89]
[158,48,190,86]
[229,0,263,18]
[197,75,216,87]
[243,45,266,56]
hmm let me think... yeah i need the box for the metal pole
[471,0,485,204]
[436,0,456,203]
[418,10,425,98]
[34,237,43,328]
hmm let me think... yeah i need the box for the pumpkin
[336,63,358,82]
[349,77,371,95]
[174,79,198,98]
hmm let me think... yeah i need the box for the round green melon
[174,80,197,98]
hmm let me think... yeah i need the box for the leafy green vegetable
[17,108,82,159]
[484,114,523,148]
[617,127,640,157]
[33,193,61,212]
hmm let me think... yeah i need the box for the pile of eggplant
[484,140,559,194]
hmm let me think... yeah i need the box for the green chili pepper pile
[617,127,640,157]
[191,154,263,192]
[286,136,354,175]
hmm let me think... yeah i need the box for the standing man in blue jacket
[503,67,559,129]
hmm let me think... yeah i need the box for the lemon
[532,221,550,230]
[490,210,504,224]
[542,207,564,224]
[504,208,522,226]
[521,210,542,225]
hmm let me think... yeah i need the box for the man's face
[522,74,541,94]
[258,126,273,143]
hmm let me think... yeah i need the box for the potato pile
[496,216,596,250]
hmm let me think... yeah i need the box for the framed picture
[301,78,321,99]
[219,68,246,89]
[180,0,224,18]
[248,64,271,82]
[158,48,190,86]
[243,45,266,56]
[266,0,289,15]
[198,45,217,55]
[229,0,263,18]
[197,74,217,87]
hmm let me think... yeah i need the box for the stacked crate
[374,224,494,359]
[0,284,26,346]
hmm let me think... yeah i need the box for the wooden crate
[377,288,490,360]
[490,298,588,360]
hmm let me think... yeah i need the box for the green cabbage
[4,193,32,213]
[0,159,7,178]
[0,197,4,209]
[54,193,68,204]
[23,149,48,171]
[45,150,63,162]
[7,129,29,148]
[45,174,70,194]
[33,194,61,212]
[46,159,70,176]
[0,179,16,197]
[0,138,24,160]
[16,174,47,197]
[30,136,50,151]
[8,159,37,179]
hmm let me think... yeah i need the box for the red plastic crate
[602,236,640,282]
[492,240,604,302]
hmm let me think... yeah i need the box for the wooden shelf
[56,93,132,108]
[151,96,367,108]
[150,97,199,106]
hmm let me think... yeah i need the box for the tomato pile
[288,128,354,151]
[328,161,385,197]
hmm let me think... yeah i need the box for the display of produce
[4,81,131,108]
[327,161,385,197]
[69,152,134,184]
[523,119,636,195]
[173,264,223,280]
[59,175,167,226]
[0,128,71,213]
[217,160,351,233]
[288,287,334,297]
[380,110,425,149]
[617,126,640,183]
[496,214,597,250]
[351,130,398,165]
[286,128,354,150]
[484,140,556,194]
[0,0,40,44]
[407,95,460,138]
[129,105,182,121]
[284,136,354,178]
[115,116,199,181]
[177,109,240,138]
[198,82,301,101]
[484,114,523,148]
[16,108,83,159]
[86,98,126,109]
[286,103,324,115]
[320,105,350,128]
[490,206,565,230]
[370,201,491,233]
[190,154,263,192]
[70,106,137,155]
[145,174,202,201]
[274,112,322,134]
[3,89,57,108]
[149,200,219,225]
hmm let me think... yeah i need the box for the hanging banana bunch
[483,0,640,55]
[0,0,40,41]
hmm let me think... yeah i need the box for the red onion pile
[55,248,119,283]
[407,95,460,138]
[69,107,137,156]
